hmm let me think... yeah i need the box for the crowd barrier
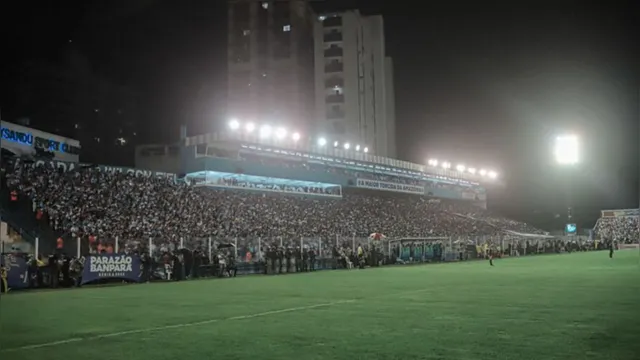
[2,235,600,292]
[47,235,373,260]
[24,234,559,260]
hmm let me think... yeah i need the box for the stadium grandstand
[2,119,638,360]
[0,122,630,289]
[593,208,639,249]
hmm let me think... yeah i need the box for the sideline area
[1,251,639,360]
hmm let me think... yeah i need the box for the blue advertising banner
[82,254,142,285]
[0,253,30,290]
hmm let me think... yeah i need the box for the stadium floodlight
[333,141,339,147]
[228,119,240,130]
[468,167,477,174]
[259,125,272,138]
[554,135,579,165]
[442,162,451,169]
[292,132,300,141]
[479,169,487,176]
[456,164,466,172]
[344,143,350,150]
[275,127,287,139]
[355,145,360,151]
[364,147,369,153]
[428,159,438,166]
[554,135,579,222]
[488,170,498,179]
[245,122,255,133]
[318,137,327,146]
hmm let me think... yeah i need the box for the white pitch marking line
[2,299,356,352]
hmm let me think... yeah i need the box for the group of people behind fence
[260,242,383,274]
[1,233,621,292]
[1,253,85,292]
[263,245,315,274]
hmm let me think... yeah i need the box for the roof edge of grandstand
[236,142,500,187]
[180,131,505,187]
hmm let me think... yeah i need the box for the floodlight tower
[554,135,579,228]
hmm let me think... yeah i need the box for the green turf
[1,251,639,360]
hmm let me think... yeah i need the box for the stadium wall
[134,143,182,174]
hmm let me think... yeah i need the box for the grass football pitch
[1,251,639,360]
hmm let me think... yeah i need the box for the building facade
[314,11,396,158]
[227,0,315,129]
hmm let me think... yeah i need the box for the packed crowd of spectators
[448,204,547,234]
[595,216,638,244]
[6,161,550,255]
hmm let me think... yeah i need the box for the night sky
[1,0,638,229]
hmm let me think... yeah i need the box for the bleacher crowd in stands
[5,161,550,255]
[449,206,547,235]
[1,157,630,291]
[595,216,638,244]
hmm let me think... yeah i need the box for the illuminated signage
[1,128,33,145]
[1,127,80,155]
[565,223,577,235]
[34,136,80,154]
[356,178,425,195]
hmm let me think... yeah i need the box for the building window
[283,25,290,32]
[332,122,346,134]
[323,16,342,27]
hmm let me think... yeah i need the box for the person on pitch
[0,263,8,293]
[609,242,614,259]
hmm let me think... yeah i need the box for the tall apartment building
[314,11,396,158]
[227,0,315,129]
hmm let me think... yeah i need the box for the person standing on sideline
[0,263,8,293]
[609,242,615,259]
[56,237,64,254]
